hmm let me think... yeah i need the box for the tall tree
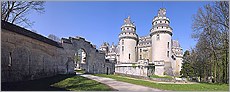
[192,1,229,83]
[180,50,195,78]
[1,1,45,28]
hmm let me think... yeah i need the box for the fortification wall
[1,21,114,82]
[1,28,71,82]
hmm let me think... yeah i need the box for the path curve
[78,73,164,91]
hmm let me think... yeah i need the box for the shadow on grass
[1,74,75,91]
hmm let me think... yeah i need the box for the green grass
[150,75,173,79]
[2,74,116,91]
[52,75,116,91]
[94,74,229,91]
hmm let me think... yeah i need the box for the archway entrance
[74,48,87,73]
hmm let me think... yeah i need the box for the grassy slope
[94,74,229,91]
[52,75,115,91]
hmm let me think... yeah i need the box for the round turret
[150,8,172,36]
[119,16,138,63]
[150,8,173,76]
[119,16,138,41]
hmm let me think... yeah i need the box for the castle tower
[119,16,138,63]
[150,8,173,76]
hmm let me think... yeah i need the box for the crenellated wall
[1,21,114,83]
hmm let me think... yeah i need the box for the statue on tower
[124,16,132,24]
[158,8,166,17]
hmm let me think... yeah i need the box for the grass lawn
[94,74,229,91]
[150,75,173,79]
[2,74,115,91]
[52,75,116,91]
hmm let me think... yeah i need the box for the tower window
[127,28,129,30]
[157,27,158,29]
[122,40,124,45]
[140,55,142,59]
[167,42,169,49]
[160,21,162,23]
[140,49,142,53]
[167,51,169,57]
[162,26,163,28]
[156,34,160,40]
[129,53,131,59]
[122,46,124,51]
[165,21,167,23]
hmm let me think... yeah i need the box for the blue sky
[27,1,212,51]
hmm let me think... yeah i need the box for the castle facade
[100,8,183,76]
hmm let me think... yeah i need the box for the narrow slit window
[122,46,124,51]
[167,51,169,57]
[156,34,160,40]
[8,52,12,67]
[129,53,131,59]
[122,40,124,45]
[167,42,169,49]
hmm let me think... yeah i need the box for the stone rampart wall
[1,21,114,82]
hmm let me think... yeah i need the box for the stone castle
[100,8,183,76]
[1,8,183,83]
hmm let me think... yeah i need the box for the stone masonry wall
[1,29,70,82]
[1,21,114,82]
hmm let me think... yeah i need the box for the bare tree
[192,1,229,83]
[48,34,60,42]
[1,1,45,28]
